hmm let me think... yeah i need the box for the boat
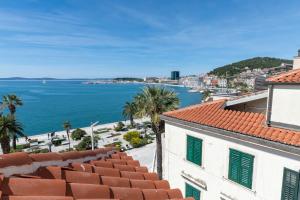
[188,88,200,93]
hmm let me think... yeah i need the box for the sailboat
[42,80,47,84]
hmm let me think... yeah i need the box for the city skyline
[0,0,300,78]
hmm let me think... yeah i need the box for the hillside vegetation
[209,57,292,77]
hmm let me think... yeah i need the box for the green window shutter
[229,149,241,182]
[281,168,299,200]
[186,135,202,166]
[240,153,254,188]
[229,149,254,189]
[193,138,202,166]
[187,136,194,162]
[185,183,200,200]
[185,183,193,197]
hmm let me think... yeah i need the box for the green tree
[0,115,23,154]
[71,128,87,141]
[75,135,99,151]
[114,121,125,132]
[134,86,179,179]
[123,102,137,127]
[63,121,72,151]
[202,90,211,101]
[1,94,25,150]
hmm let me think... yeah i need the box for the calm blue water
[0,81,202,135]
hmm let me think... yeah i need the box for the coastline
[13,118,150,154]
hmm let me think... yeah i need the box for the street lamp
[90,121,99,150]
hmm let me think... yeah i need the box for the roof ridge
[163,99,300,147]
[163,99,226,116]
[267,68,300,82]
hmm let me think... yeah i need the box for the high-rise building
[171,71,180,80]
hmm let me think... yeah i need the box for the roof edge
[161,115,300,159]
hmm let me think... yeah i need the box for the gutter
[266,82,300,85]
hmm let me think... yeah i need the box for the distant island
[0,77,58,80]
[114,77,144,82]
[209,57,292,77]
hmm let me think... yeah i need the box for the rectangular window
[186,135,203,166]
[228,149,254,189]
[281,168,299,200]
[185,183,200,200]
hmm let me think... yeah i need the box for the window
[281,168,299,200]
[228,149,254,189]
[186,183,200,200]
[186,135,203,166]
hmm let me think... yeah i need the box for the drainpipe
[266,84,274,126]
[152,150,157,172]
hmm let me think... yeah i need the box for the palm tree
[123,102,137,127]
[134,86,179,179]
[2,94,24,150]
[0,101,3,117]
[63,121,72,151]
[2,94,23,115]
[0,115,24,154]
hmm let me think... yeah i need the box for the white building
[217,78,227,88]
[180,76,201,88]
[242,77,255,88]
[293,49,300,69]
[162,65,300,200]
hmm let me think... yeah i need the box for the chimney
[293,49,300,69]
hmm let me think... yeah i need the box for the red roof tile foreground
[0,149,192,200]
[267,68,300,83]
[164,100,300,147]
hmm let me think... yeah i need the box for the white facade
[293,51,300,69]
[181,76,200,88]
[243,78,255,88]
[270,85,300,128]
[164,123,300,200]
[218,78,227,88]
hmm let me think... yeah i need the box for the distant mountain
[209,57,293,77]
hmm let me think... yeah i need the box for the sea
[0,80,202,136]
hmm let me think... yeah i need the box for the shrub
[114,122,125,132]
[71,128,87,140]
[52,138,66,146]
[104,141,122,151]
[58,148,74,153]
[123,131,147,148]
[31,148,49,154]
[123,131,140,142]
[16,143,30,150]
[75,136,99,151]
[130,137,147,148]
[10,149,23,153]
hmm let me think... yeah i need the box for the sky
[0,0,300,78]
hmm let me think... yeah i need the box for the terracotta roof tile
[0,148,185,200]
[163,100,300,147]
[0,152,32,168]
[267,68,300,83]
